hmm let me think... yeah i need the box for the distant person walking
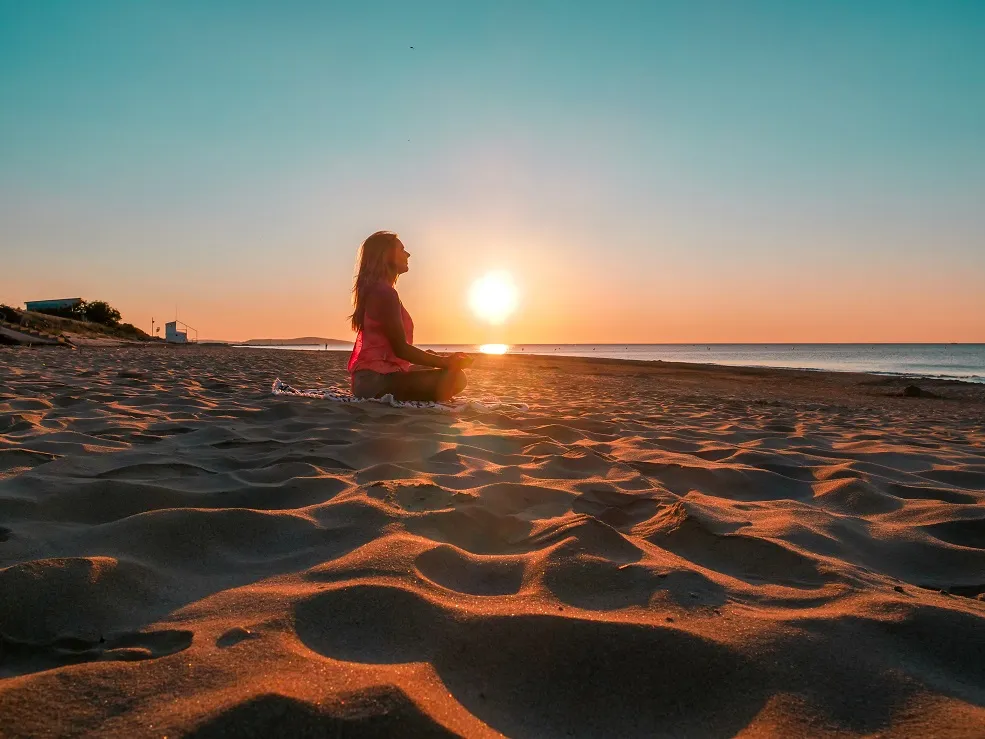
[348,231,472,401]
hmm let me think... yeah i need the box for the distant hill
[241,337,351,346]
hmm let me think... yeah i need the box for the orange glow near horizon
[7,256,985,344]
[4,223,984,345]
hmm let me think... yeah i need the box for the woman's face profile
[389,240,410,275]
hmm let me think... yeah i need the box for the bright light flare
[469,271,518,325]
[479,343,509,354]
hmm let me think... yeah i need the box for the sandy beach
[1,345,983,737]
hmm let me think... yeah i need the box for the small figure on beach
[348,231,472,401]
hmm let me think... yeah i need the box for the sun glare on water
[479,343,509,354]
[469,271,518,325]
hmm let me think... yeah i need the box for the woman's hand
[447,352,474,369]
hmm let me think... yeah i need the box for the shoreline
[229,342,985,386]
[475,350,985,387]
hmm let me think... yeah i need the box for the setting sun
[469,271,518,325]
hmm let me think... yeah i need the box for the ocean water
[237,343,985,383]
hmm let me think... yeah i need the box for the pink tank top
[347,283,414,375]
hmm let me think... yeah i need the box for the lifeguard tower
[165,319,198,344]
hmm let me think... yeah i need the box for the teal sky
[1,1,983,342]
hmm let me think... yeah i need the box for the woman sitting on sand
[348,231,473,402]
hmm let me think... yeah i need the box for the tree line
[30,300,123,327]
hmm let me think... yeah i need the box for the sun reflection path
[479,344,509,354]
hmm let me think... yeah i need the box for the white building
[165,320,197,344]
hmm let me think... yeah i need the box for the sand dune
[1,346,983,737]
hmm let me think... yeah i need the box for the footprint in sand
[294,584,764,738]
[0,629,193,678]
[414,544,525,596]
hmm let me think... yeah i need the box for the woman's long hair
[350,231,400,332]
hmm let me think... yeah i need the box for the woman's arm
[372,287,461,369]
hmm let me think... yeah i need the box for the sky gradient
[1,1,983,343]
